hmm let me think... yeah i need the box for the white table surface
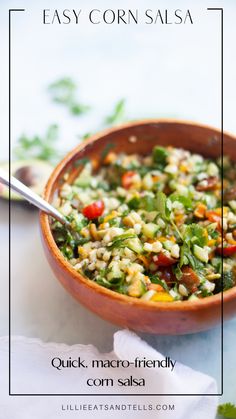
[0,0,236,407]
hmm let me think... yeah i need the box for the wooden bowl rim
[40,118,236,312]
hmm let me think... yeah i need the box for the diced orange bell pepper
[207,239,216,246]
[103,152,117,165]
[148,283,164,292]
[138,255,150,269]
[194,203,207,218]
[205,210,221,224]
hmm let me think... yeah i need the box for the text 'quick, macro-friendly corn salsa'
[52,145,236,302]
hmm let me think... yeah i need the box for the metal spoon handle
[0,168,69,226]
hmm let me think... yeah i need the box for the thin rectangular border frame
[8,7,224,397]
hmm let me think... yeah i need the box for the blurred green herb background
[13,77,126,165]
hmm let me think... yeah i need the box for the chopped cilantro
[127,196,141,210]
[150,275,169,291]
[169,193,193,211]
[223,271,235,291]
[153,146,169,167]
[184,224,208,247]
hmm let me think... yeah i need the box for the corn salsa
[51,145,236,302]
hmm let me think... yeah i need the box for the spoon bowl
[0,168,70,227]
[40,119,236,335]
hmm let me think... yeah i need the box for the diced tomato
[82,200,105,220]
[180,266,200,293]
[152,252,177,267]
[158,267,176,285]
[205,210,221,224]
[121,171,137,189]
[216,245,236,257]
[205,210,221,232]
[224,186,236,203]
[196,176,218,191]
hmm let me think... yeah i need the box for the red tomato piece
[205,210,221,231]
[205,210,221,223]
[121,171,137,189]
[216,245,236,257]
[158,267,176,285]
[82,200,105,220]
[153,252,177,267]
[180,266,200,293]
[196,176,218,191]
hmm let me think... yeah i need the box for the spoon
[0,168,70,227]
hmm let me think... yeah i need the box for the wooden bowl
[40,120,236,335]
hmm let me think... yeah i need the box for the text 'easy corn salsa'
[52,145,236,302]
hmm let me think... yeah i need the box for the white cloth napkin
[0,330,218,419]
